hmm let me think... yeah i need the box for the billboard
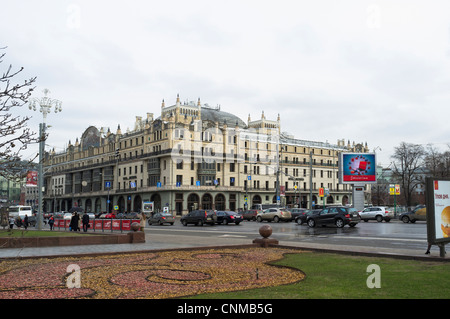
[142,201,154,213]
[426,178,450,246]
[26,171,38,187]
[339,153,376,184]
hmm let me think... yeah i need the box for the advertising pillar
[425,178,450,257]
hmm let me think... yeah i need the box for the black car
[180,210,217,226]
[294,209,320,225]
[216,211,243,225]
[306,206,360,228]
[289,208,308,221]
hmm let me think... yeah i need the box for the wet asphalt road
[145,218,429,253]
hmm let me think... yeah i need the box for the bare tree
[391,142,426,206]
[0,46,38,179]
[424,144,450,178]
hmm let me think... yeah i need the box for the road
[144,218,432,255]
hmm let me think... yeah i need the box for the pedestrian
[70,212,79,231]
[82,213,90,232]
[48,216,54,231]
[9,217,14,229]
[139,212,146,231]
[23,215,29,230]
[15,216,22,228]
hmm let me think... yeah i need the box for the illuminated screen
[340,153,376,183]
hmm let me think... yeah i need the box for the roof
[200,107,247,128]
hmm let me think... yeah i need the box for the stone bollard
[128,222,145,243]
[253,225,279,248]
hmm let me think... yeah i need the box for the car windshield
[347,208,358,214]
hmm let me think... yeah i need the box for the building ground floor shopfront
[44,187,356,216]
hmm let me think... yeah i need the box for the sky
[2,0,450,167]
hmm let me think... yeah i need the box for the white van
[9,206,33,218]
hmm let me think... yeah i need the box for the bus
[9,205,33,218]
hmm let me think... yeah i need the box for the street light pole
[29,89,62,230]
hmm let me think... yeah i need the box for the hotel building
[42,95,371,215]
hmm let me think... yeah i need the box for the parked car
[104,212,116,219]
[53,212,66,219]
[359,206,393,222]
[306,206,360,228]
[256,208,292,223]
[294,209,321,225]
[289,208,308,221]
[216,211,243,225]
[126,212,139,219]
[242,209,261,221]
[181,210,217,226]
[63,212,73,220]
[399,205,426,223]
[86,213,95,219]
[148,212,175,225]
[43,212,53,219]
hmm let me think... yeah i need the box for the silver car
[360,206,393,222]
[148,212,175,225]
[256,208,292,223]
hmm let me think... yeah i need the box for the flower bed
[0,247,305,299]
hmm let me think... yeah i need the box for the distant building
[42,95,371,215]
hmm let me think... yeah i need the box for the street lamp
[29,89,62,230]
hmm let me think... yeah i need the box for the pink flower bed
[0,247,305,299]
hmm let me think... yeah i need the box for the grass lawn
[0,229,89,237]
[189,251,450,299]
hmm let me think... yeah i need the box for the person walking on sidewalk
[82,213,90,232]
[23,215,29,230]
[70,212,79,231]
[48,216,54,231]
[139,212,146,231]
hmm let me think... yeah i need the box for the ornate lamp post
[29,89,62,230]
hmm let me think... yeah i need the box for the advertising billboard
[426,178,450,246]
[142,201,154,213]
[26,171,38,187]
[339,153,376,184]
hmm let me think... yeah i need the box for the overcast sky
[3,0,450,167]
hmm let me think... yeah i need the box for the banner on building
[26,171,38,187]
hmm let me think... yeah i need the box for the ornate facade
[42,95,371,215]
